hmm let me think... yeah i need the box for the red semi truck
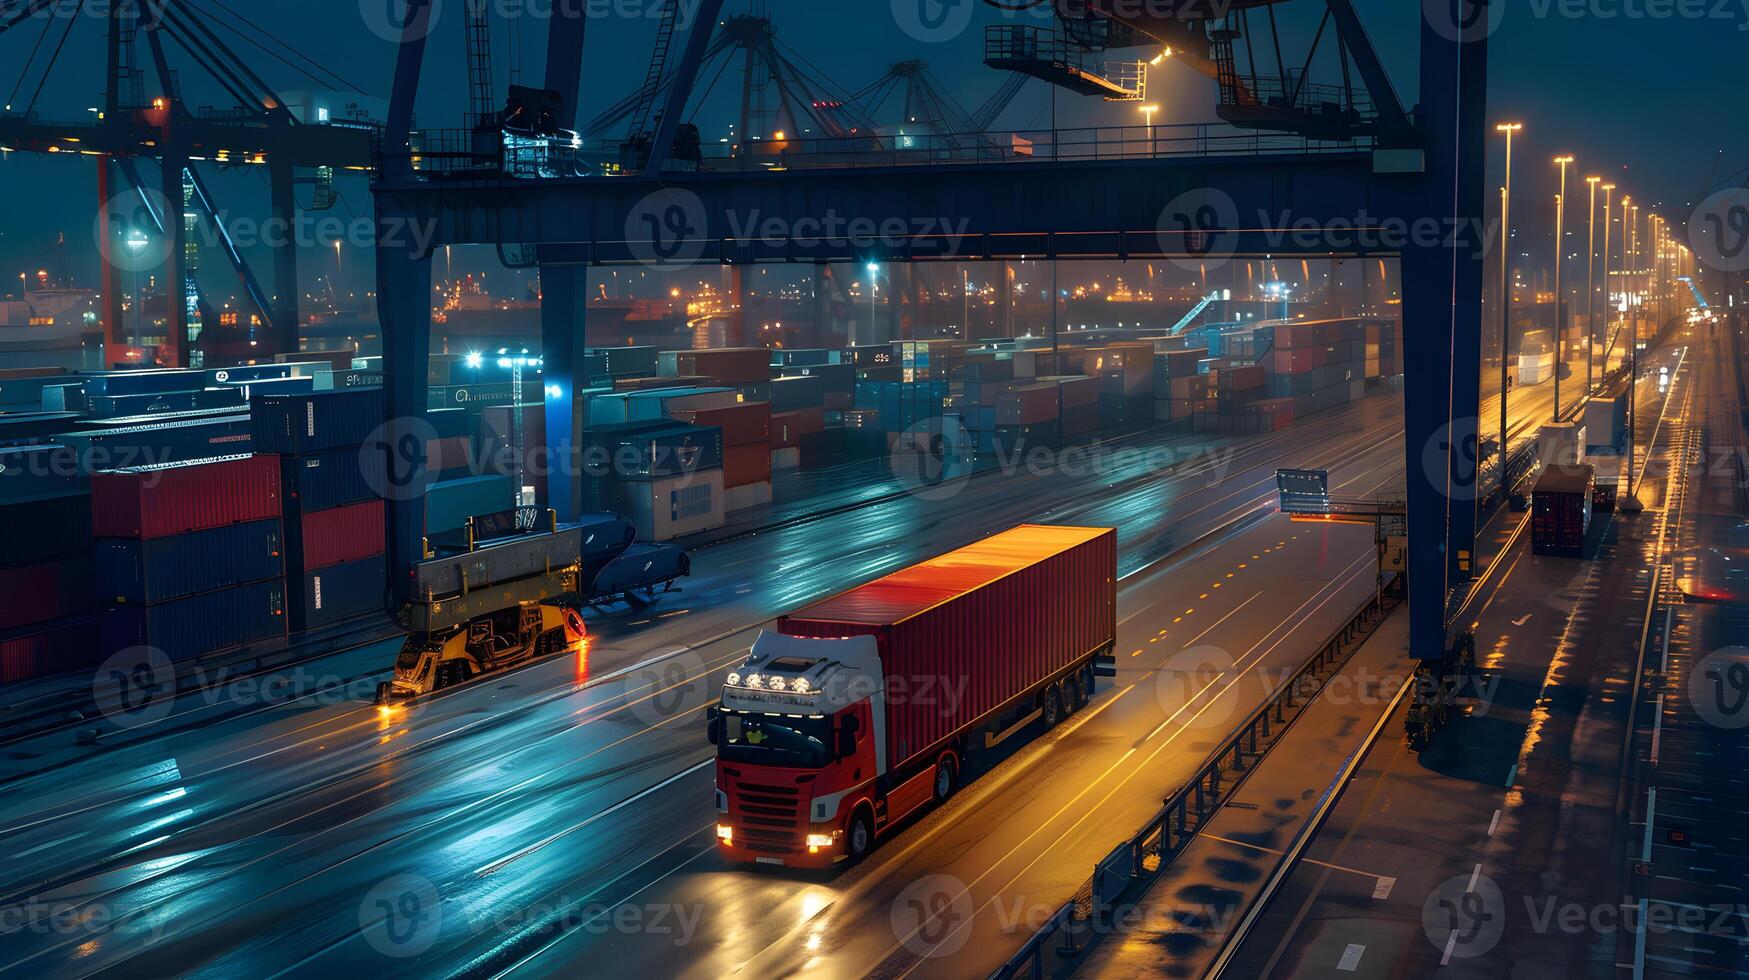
[708,524,1117,867]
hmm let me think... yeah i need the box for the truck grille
[734,781,804,852]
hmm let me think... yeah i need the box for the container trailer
[709,524,1117,867]
[1532,464,1595,558]
[380,509,691,701]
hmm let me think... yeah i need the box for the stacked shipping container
[253,389,388,632]
[0,445,96,684]
[94,456,288,659]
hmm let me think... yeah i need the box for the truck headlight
[745,673,763,689]
[716,824,733,844]
[792,677,811,694]
[768,676,787,692]
[805,833,836,848]
[726,672,741,686]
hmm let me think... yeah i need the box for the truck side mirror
[837,729,857,759]
[705,704,722,745]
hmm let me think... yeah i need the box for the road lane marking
[1337,943,1365,971]
[474,759,714,876]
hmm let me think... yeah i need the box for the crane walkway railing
[384,123,1374,181]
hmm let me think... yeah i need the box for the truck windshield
[718,715,829,769]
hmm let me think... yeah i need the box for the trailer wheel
[1041,684,1063,729]
[932,755,957,803]
[1069,670,1089,711]
[847,809,875,864]
[375,681,392,705]
[435,660,468,691]
[1079,664,1095,705]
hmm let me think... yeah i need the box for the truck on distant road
[708,524,1117,867]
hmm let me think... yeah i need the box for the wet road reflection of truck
[708,525,1117,867]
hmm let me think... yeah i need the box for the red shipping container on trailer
[777,525,1116,774]
[92,454,281,539]
[295,500,386,570]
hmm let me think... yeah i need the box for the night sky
[0,0,1742,297]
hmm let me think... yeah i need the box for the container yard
[0,319,1402,686]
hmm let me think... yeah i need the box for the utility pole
[1553,155,1572,420]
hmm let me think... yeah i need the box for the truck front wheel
[847,810,875,864]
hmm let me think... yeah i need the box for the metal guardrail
[990,585,1398,979]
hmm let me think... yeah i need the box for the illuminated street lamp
[1494,122,1522,489]
[1585,175,1601,397]
[1553,154,1573,421]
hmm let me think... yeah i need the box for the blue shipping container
[281,446,385,513]
[94,519,285,605]
[0,492,91,566]
[61,414,253,467]
[0,375,82,412]
[0,444,87,503]
[100,579,287,662]
[293,554,386,631]
[87,386,247,418]
[251,388,385,454]
[80,369,206,399]
[425,474,515,534]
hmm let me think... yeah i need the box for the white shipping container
[1538,422,1588,468]
[611,468,725,541]
[724,481,773,513]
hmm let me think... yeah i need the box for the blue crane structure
[371,0,1492,664]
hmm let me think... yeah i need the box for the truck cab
[381,600,585,701]
[710,633,888,868]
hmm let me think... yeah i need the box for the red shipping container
[997,383,1060,426]
[0,557,94,631]
[1050,375,1099,409]
[614,375,711,392]
[92,454,281,539]
[672,402,771,447]
[723,443,772,488]
[668,349,771,385]
[778,525,1116,773]
[298,500,386,570]
[769,407,826,447]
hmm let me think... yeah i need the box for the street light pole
[1496,123,1522,489]
[1623,196,1641,511]
[1553,155,1573,421]
[1585,176,1600,399]
[1602,183,1615,368]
